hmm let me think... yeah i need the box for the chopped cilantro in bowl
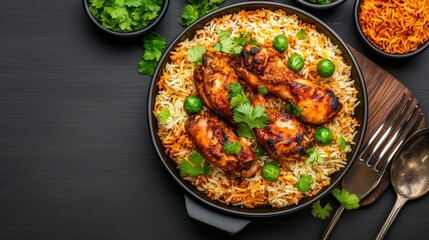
[83,0,170,37]
[293,0,347,10]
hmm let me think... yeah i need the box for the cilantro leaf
[231,45,243,55]
[144,48,163,61]
[296,29,308,40]
[138,59,158,75]
[245,32,258,46]
[187,45,206,65]
[179,4,199,26]
[142,9,160,21]
[227,83,249,109]
[224,141,242,155]
[237,123,254,138]
[258,85,268,95]
[138,32,166,76]
[156,108,170,123]
[218,35,234,53]
[227,83,264,139]
[296,174,314,192]
[179,0,225,27]
[233,103,269,130]
[217,28,231,38]
[311,200,332,219]
[179,151,211,177]
[214,29,251,56]
[285,101,304,119]
[255,145,266,160]
[227,83,244,98]
[214,43,222,52]
[305,147,324,164]
[124,0,142,7]
[332,188,360,210]
[337,136,347,150]
[90,0,105,8]
[143,32,166,61]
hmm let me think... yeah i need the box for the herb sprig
[138,32,166,76]
[310,188,360,220]
[187,45,206,65]
[179,0,225,26]
[305,147,324,164]
[179,151,211,177]
[285,100,304,119]
[233,103,269,135]
[227,83,269,138]
[337,136,347,150]
[214,29,257,56]
[311,200,332,219]
[224,141,242,155]
[228,83,249,109]
[296,175,314,192]
[332,188,360,210]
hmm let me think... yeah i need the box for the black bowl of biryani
[294,0,347,10]
[148,1,367,230]
[354,0,429,58]
[82,0,169,38]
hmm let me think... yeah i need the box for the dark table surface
[1,0,428,239]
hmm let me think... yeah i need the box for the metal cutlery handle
[375,193,408,240]
[321,204,345,240]
[320,94,421,240]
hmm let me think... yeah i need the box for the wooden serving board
[347,46,426,206]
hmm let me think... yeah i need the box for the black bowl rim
[353,0,429,59]
[82,0,170,38]
[293,0,347,10]
[148,1,368,218]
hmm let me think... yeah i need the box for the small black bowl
[294,0,347,10]
[82,0,169,38]
[354,0,429,59]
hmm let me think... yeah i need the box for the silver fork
[321,94,423,240]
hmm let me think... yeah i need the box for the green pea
[317,58,336,78]
[261,162,281,181]
[315,127,333,146]
[184,96,202,114]
[288,53,305,72]
[273,35,288,53]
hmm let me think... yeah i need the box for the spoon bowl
[376,128,429,240]
[391,130,429,199]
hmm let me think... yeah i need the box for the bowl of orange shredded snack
[354,0,429,58]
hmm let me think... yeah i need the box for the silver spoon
[376,128,429,240]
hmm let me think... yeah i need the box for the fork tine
[320,94,422,240]
[358,94,408,159]
[376,110,423,172]
[371,105,420,171]
[361,95,412,164]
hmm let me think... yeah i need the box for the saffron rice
[154,9,360,208]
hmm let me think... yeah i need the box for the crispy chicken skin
[234,45,342,125]
[252,95,308,161]
[194,51,238,122]
[186,112,260,178]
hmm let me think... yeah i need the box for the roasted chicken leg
[194,51,239,122]
[186,112,260,178]
[235,45,342,125]
[252,95,309,161]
